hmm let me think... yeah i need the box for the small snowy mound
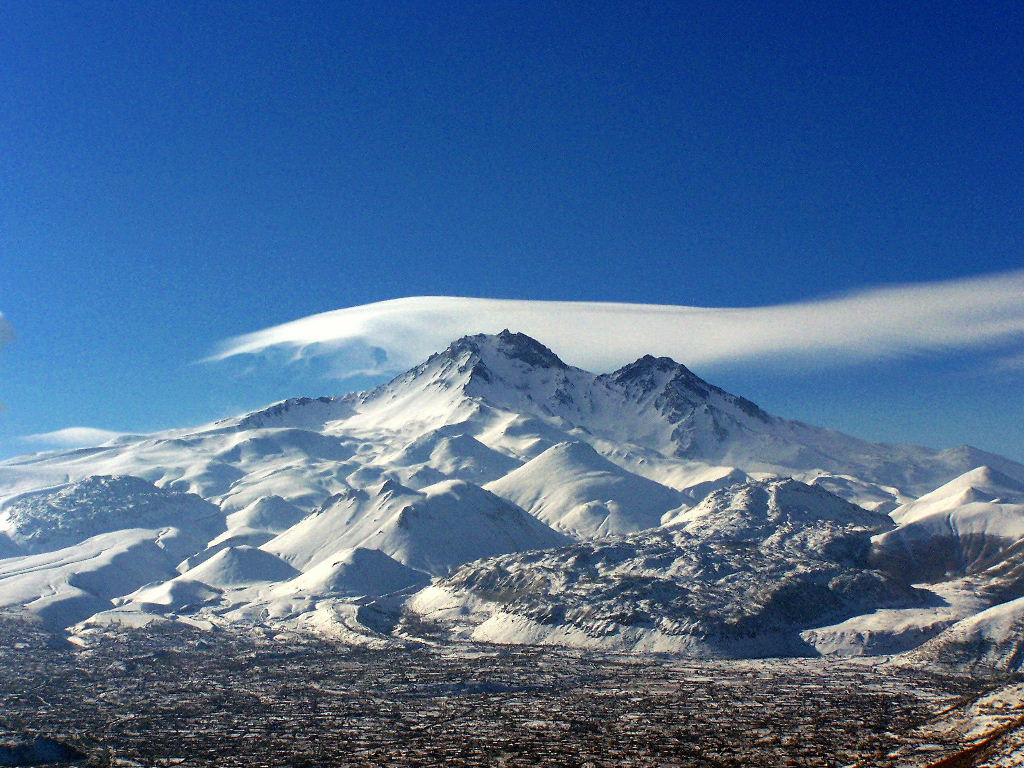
[226,495,306,532]
[278,547,430,598]
[120,577,223,613]
[387,430,522,485]
[184,546,299,587]
[486,441,686,539]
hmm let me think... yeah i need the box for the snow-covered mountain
[0,476,223,627]
[1,330,1023,668]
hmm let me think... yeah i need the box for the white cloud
[22,427,127,448]
[205,269,1024,376]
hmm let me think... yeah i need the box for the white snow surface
[485,441,686,538]
[263,478,568,576]
[405,478,918,656]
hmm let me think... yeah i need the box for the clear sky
[1,1,1022,460]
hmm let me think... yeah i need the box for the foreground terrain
[1,619,1020,768]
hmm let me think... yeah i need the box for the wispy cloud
[21,427,127,448]
[205,270,1024,376]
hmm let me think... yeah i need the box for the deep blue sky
[2,1,1022,460]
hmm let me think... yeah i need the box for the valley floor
[0,618,1016,768]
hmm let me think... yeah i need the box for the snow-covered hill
[898,594,1024,675]
[485,441,686,538]
[872,467,1024,582]
[0,475,223,554]
[0,476,224,627]
[262,478,567,576]
[0,330,1022,668]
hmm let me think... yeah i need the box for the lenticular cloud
[206,269,1024,376]
[22,427,127,448]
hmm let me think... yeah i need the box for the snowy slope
[275,547,430,599]
[263,478,568,576]
[872,467,1024,582]
[183,545,300,587]
[900,594,1024,674]
[383,430,522,486]
[485,441,686,538]
[0,476,226,627]
[0,475,223,554]
[0,526,216,628]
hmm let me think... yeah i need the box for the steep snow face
[264,478,568,576]
[872,467,1024,582]
[485,441,686,539]
[0,475,223,554]
[595,355,772,456]
[405,479,916,655]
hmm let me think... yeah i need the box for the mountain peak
[443,330,569,371]
[603,352,772,426]
[610,353,697,384]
